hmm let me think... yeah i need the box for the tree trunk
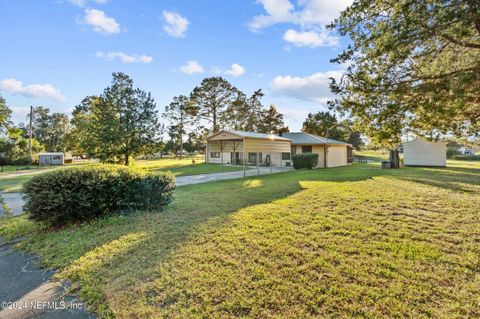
[213,105,218,133]
[125,152,129,166]
[179,131,183,160]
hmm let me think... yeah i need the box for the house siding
[404,138,446,167]
[312,145,325,167]
[243,138,291,153]
[327,145,348,167]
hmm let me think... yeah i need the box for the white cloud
[283,29,338,47]
[70,0,108,7]
[0,78,66,102]
[162,11,189,38]
[223,63,246,77]
[80,9,120,35]
[250,0,352,30]
[96,51,153,63]
[179,61,204,74]
[249,0,352,47]
[270,70,343,102]
[249,0,296,31]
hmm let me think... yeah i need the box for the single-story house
[206,130,292,166]
[205,130,353,168]
[38,152,65,165]
[403,138,446,167]
[458,146,476,155]
[282,132,353,168]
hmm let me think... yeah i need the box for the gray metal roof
[210,130,291,141]
[281,132,351,146]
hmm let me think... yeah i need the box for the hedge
[451,154,480,161]
[23,165,175,225]
[292,153,318,169]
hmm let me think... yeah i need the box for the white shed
[38,152,64,165]
[403,138,446,167]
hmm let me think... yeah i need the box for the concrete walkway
[176,166,294,186]
[0,241,94,319]
[2,193,25,217]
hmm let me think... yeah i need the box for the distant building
[458,147,475,155]
[38,152,64,165]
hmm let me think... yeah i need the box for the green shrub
[451,154,480,161]
[292,153,318,169]
[23,165,175,225]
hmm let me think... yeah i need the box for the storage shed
[38,152,64,165]
[403,138,446,167]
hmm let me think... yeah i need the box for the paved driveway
[176,166,294,186]
[0,241,94,319]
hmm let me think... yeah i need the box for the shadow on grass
[391,165,480,193]
[3,162,478,316]
[3,164,384,315]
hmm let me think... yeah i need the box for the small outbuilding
[403,138,446,167]
[38,152,65,165]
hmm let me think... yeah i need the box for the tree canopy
[190,77,239,133]
[27,107,69,152]
[0,95,12,133]
[329,0,480,146]
[163,95,198,158]
[70,73,162,165]
[302,111,364,149]
[259,104,289,134]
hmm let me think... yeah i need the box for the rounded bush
[23,165,175,225]
[292,153,318,169]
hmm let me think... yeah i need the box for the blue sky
[0,0,352,131]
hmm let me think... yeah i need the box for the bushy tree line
[0,73,365,166]
[329,0,480,147]
[0,73,290,165]
[302,111,364,150]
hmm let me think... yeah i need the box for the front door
[231,152,241,165]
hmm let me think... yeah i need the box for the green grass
[0,156,241,193]
[136,157,242,176]
[0,174,44,193]
[354,150,390,162]
[1,161,479,318]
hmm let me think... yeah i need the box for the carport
[206,130,292,176]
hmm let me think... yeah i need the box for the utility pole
[28,106,33,165]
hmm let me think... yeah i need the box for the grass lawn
[0,156,242,193]
[136,156,243,176]
[1,161,479,318]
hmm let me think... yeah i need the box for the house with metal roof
[281,132,353,168]
[206,130,292,170]
[205,130,352,170]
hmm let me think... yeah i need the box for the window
[248,153,262,164]
[282,152,290,160]
[210,152,220,158]
[347,147,353,163]
[302,145,312,153]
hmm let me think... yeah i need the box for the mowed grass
[0,156,241,193]
[136,156,242,176]
[1,161,479,318]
